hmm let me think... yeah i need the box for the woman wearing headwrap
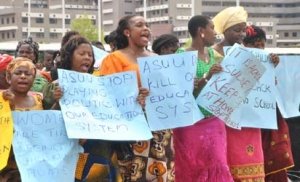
[0,57,42,182]
[212,6,248,62]
[212,7,266,181]
[244,25,294,182]
[0,54,13,89]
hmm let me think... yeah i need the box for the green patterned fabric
[31,75,48,93]
[176,47,215,117]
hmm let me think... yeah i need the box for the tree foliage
[70,15,98,41]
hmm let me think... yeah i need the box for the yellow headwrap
[6,57,36,76]
[213,6,248,34]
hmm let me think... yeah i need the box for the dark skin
[187,20,223,97]
[3,65,36,109]
[213,22,247,56]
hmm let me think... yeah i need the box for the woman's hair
[115,15,137,49]
[104,30,117,44]
[6,57,37,78]
[243,25,266,45]
[152,34,179,54]
[188,15,210,38]
[15,37,39,64]
[61,30,80,47]
[59,35,95,73]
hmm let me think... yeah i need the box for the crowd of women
[0,5,299,182]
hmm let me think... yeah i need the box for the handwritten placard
[230,48,277,129]
[197,44,266,128]
[58,69,152,140]
[276,55,300,118]
[138,51,203,130]
[12,110,82,182]
[0,92,13,170]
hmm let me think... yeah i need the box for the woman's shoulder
[101,50,129,66]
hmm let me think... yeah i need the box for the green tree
[70,15,98,41]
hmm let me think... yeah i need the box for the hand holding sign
[138,51,204,131]
[197,44,266,128]
[58,69,152,140]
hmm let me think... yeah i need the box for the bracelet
[203,73,209,83]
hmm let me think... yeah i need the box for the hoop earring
[201,33,205,38]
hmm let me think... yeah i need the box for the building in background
[132,0,300,47]
[0,0,299,47]
[0,0,99,43]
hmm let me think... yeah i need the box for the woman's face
[160,43,179,55]
[202,20,216,47]
[244,39,266,50]
[7,65,35,93]
[71,43,93,73]
[224,22,246,45]
[17,44,36,62]
[43,53,54,71]
[127,16,151,47]
[253,39,266,49]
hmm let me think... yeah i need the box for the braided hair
[15,37,39,64]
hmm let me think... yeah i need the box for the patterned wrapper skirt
[226,127,265,181]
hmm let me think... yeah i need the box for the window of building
[1,18,4,24]
[267,40,272,44]
[92,20,96,25]
[12,17,15,23]
[165,9,168,14]
[7,32,10,39]
[292,32,297,37]
[49,18,57,24]
[65,19,71,24]
[6,18,9,24]
[36,32,44,38]
[22,32,28,38]
[22,17,28,23]
[284,32,289,37]
[1,33,5,39]
[36,18,44,23]
[12,32,15,38]
[50,33,58,39]
[266,27,272,31]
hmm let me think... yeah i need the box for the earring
[127,34,130,37]
[201,33,205,38]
